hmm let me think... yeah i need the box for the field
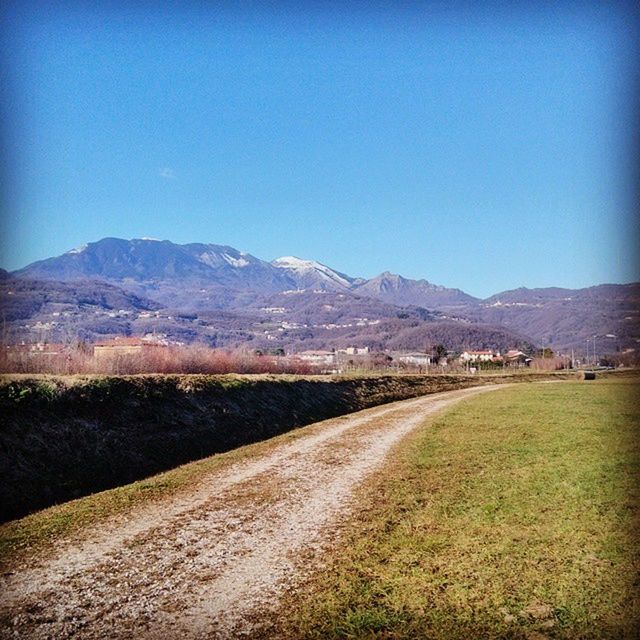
[271,379,640,638]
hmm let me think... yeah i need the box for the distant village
[3,334,577,376]
[293,346,532,372]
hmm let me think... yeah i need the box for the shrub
[0,343,315,375]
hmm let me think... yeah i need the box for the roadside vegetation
[271,379,640,638]
[0,340,589,377]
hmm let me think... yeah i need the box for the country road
[0,384,500,639]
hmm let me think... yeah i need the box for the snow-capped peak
[272,256,352,289]
[272,256,315,269]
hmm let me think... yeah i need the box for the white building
[459,350,497,363]
[339,346,370,356]
[395,352,432,367]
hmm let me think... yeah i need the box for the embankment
[0,371,571,522]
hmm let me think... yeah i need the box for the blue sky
[1,1,638,297]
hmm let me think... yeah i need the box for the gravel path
[0,385,499,639]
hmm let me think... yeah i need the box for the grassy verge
[272,380,640,639]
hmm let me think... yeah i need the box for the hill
[354,271,477,308]
[0,276,533,353]
[467,283,640,352]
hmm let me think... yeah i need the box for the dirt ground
[0,385,498,639]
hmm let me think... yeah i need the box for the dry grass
[270,379,640,639]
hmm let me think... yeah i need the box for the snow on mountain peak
[197,251,250,268]
[222,253,250,268]
[272,256,315,268]
[66,244,88,255]
[272,256,351,288]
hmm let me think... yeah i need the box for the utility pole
[593,335,597,367]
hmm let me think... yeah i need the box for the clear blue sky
[1,1,638,297]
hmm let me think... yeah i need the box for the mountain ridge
[6,237,639,353]
[13,237,476,307]
[11,237,636,309]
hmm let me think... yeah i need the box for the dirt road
[0,385,499,639]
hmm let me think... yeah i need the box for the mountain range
[3,237,639,356]
[14,237,476,308]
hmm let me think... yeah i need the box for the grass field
[272,380,640,639]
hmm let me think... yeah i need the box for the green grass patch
[275,381,640,639]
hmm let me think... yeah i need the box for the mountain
[14,237,294,292]
[469,283,640,351]
[6,237,639,355]
[271,256,359,291]
[14,238,471,307]
[354,271,478,308]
